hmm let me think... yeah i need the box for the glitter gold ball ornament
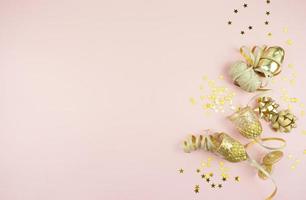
[271,109,297,132]
[229,46,285,92]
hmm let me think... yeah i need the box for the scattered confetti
[234,9,238,13]
[189,97,196,105]
[218,184,223,188]
[228,21,232,25]
[267,32,272,37]
[241,31,245,35]
[265,21,269,25]
[211,183,216,188]
[235,176,240,182]
[248,26,253,30]
[243,3,248,8]
[196,169,201,173]
[266,11,270,15]
[286,39,293,45]
[179,168,184,173]
[194,185,200,193]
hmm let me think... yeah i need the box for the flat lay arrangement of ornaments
[0,0,306,200]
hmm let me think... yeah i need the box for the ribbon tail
[247,156,277,200]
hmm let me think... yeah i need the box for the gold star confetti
[209,172,214,177]
[178,168,184,173]
[301,130,306,135]
[248,26,253,30]
[201,174,206,179]
[267,32,272,37]
[266,11,270,15]
[194,184,200,193]
[222,177,227,181]
[218,184,222,188]
[189,97,196,105]
[235,176,240,182]
[206,178,210,183]
[234,9,238,13]
[265,21,269,25]
[243,3,248,8]
[266,0,270,4]
[286,39,293,45]
[196,169,201,173]
[228,21,232,25]
[240,31,245,35]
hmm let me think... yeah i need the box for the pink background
[1,0,306,199]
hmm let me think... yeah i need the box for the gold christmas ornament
[271,109,297,133]
[183,130,281,200]
[229,105,286,150]
[229,46,285,92]
[229,106,262,139]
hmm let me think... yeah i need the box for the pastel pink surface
[0,0,306,199]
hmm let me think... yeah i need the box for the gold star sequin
[235,176,240,182]
[196,169,201,173]
[286,39,293,45]
[240,31,245,35]
[218,184,222,188]
[265,21,269,25]
[248,26,253,30]
[234,9,238,13]
[178,168,184,173]
[266,11,270,15]
[266,0,270,4]
[228,21,232,25]
[222,177,227,181]
[206,178,210,183]
[211,183,216,188]
[243,3,248,8]
[189,97,196,105]
[201,174,206,179]
[267,32,272,37]
[209,172,213,177]
[194,185,200,193]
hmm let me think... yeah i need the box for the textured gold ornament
[183,131,281,199]
[183,132,248,162]
[229,106,262,139]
